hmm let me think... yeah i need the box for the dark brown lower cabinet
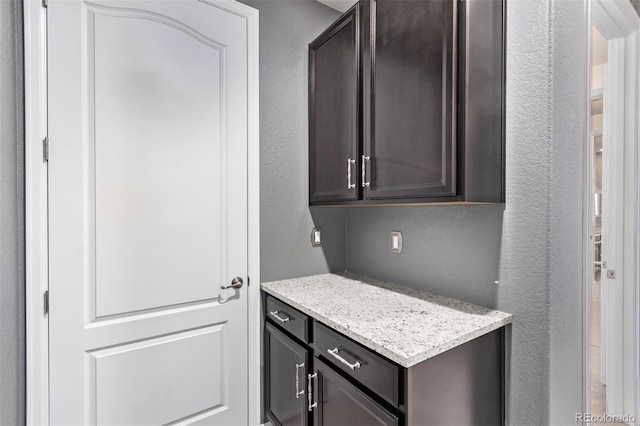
[265,322,310,426]
[264,293,505,426]
[311,358,399,426]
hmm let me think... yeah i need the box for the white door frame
[23,1,260,424]
[586,0,640,422]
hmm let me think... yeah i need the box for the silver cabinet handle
[347,158,356,189]
[308,373,318,411]
[269,310,290,323]
[327,347,361,370]
[295,363,305,398]
[362,155,371,187]
[221,277,243,290]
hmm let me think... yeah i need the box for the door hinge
[42,0,47,8]
[43,137,49,162]
[43,290,49,316]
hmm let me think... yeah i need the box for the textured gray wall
[0,0,25,424]
[239,0,344,283]
[344,1,587,425]
[236,3,343,422]
[345,206,504,308]
[548,0,588,423]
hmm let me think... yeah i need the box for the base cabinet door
[312,358,399,426]
[265,322,310,426]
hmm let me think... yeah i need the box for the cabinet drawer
[314,322,400,406]
[266,294,310,344]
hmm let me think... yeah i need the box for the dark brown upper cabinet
[309,0,505,206]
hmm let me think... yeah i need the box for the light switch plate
[390,231,402,254]
[311,227,323,247]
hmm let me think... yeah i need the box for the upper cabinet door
[309,6,360,204]
[364,0,456,200]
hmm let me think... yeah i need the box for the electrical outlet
[311,227,323,247]
[390,231,402,254]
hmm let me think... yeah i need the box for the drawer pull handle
[327,347,362,370]
[308,373,318,411]
[269,310,290,323]
[295,363,305,398]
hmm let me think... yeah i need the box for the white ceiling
[317,0,357,13]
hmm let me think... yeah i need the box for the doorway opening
[585,2,640,424]
[587,23,610,421]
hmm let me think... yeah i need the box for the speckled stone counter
[261,272,512,368]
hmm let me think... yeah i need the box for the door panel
[48,0,249,424]
[93,10,224,316]
[91,325,225,425]
[365,0,456,199]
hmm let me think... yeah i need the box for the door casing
[23,0,260,423]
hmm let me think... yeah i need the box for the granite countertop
[261,272,512,368]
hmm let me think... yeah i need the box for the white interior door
[600,37,625,416]
[47,0,249,424]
